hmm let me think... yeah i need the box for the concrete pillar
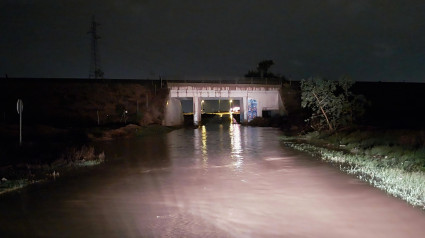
[193,96,201,126]
[242,96,248,123]
[164,98,184,126]
[278,94,287,116]
[257,101,263,118]
[239,99,244,122]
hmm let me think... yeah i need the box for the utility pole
[88,16,104,79]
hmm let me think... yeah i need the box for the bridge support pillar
[193,96,201,126]
[163,98,184,126]
[242,96,248,123]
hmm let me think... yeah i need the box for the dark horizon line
[1,76,424,84]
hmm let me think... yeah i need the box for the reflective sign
[17,99,23,114]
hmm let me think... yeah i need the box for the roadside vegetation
[282,77,425,209]
[0,144,104,195]
[0,79,174,195]
[300,76,367,131]
[248,116,286,127]
[87,124,177,140]
[0,123,177,195]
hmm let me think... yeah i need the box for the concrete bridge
[164,82,284,126]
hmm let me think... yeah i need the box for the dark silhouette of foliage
[244,60,289,85]
[301,76,367,131]
[245,60,276,78]
[257,60,274,78]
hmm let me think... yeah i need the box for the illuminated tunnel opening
[181,99,241,125]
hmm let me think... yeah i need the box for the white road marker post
[16,99,23,146]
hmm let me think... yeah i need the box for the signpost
[17,99,23,146]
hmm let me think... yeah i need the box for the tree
[338,75,368,125]
[301,77,366,131]
[245,60,276,78]
[257,60,274,78]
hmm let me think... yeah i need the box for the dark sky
[1,0,424,82]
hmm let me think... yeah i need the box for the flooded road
[1,124,425,237]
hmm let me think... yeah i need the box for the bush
[301,77,367,131]
[248,117,271,127]
[61,145,96,163]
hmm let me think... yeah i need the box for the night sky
[1,0,424,82]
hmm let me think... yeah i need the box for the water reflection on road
[0,123,425,237]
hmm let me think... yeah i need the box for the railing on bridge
[166,77,285,85]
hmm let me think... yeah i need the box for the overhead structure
[88,16,104,79]
[165,82,285,126]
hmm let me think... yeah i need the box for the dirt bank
[0,78,178,194]
[0,123,177,195]
[0,78,168,127]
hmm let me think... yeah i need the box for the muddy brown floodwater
[0,123,424,237]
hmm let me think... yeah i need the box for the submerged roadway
[0,123,424,237]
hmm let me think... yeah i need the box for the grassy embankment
[0,143,105,195]
[282,128,425,209]
[1,79,171,194]
[0,124,176,195]
[0,124,105,195]
[87,123,177,140]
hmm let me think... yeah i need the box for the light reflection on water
[191,123,245,171]
[194,123,245,171]
[201,125,208,169]
[229,124,243,170]
[0,125,425,237]
[163,125,425,237]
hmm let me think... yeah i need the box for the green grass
[282,129,425,209]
